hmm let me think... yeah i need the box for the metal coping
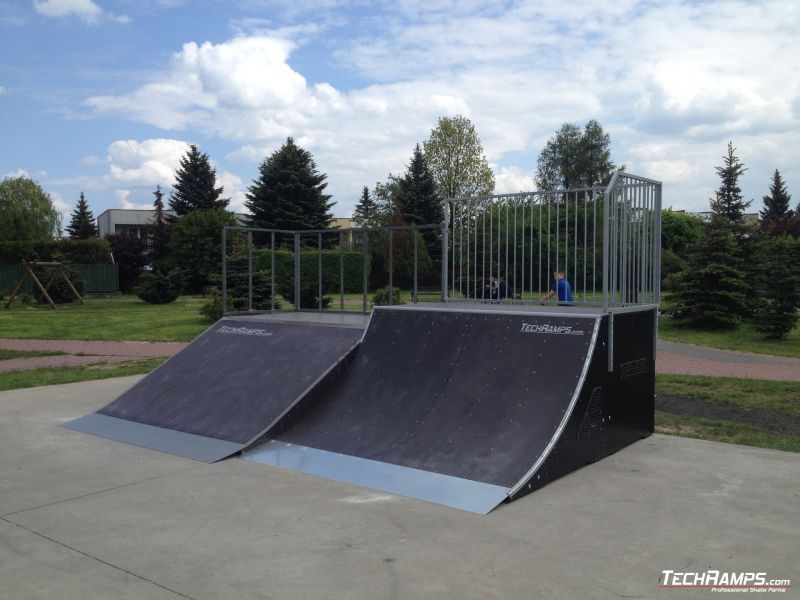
[372,304,606,320]
[242,440,509,515]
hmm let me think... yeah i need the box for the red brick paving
[1,337,798,381]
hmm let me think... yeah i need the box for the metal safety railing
[221,224,442,315]
[221,170,660,316]
[443,170,662,310]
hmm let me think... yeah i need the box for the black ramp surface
[66,319,362,460]
[273,308,598,488]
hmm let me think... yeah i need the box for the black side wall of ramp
[508,308,656,501]
[63,319,363,462]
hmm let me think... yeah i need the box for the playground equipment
[65,171,662,513]
[4,260,84,309]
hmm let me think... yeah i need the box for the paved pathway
[0,339,185,373]
[656,340,800,382]
[1,337,798,381]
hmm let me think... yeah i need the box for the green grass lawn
[659,316,800,358]
[0,358,165,392]
[655,374,800,453]
[0,295,211,342]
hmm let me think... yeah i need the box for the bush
[372,286,405,306]
[35,264,85,304]
[137,268,183,304]
[169,208,238,292]
[224,256,279,311]
[0,238,112,264]
[199,287,224,322]
[277,279,332,310]
[105,234,148,292]
[252,248,366,294]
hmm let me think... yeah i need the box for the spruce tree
[709,142,751,225]
[150,185,171,264]
[395,145,442,227]
[169,144,228,216]
[759,169,793,237]
[352,186,379,227]
[66,191,98,239]
[752,236,800,338]
[244,137,334,232]
[674,215,749,329]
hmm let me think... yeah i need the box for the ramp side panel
[274,309,598,488]
[243,440,509,515]
[64,413,243,463]
[98,320,363,444]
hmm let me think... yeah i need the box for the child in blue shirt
[539,270,574,305]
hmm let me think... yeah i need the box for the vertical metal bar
[339,231,344,311]
[388,229,394,306]
[565,190,569,290]
[593,189,597,303]
[270,231,275,311]
[363,230,369,313]
[513,200,517,300]
[442,203,449,302]
[413,227,418,304]
[505,201,509,300]
[602,173,618,312]
[458,201,463,296]
[521,197,525,302]
[221,226,227,316]
[318,233,323,311]
[608,312,615,372]
[293,233,301,311]
[574,191,578,302]
[556,193,560,280]
[451,203,456,297]
[247,230,253,312]
[583,191,587,302]
[537,197,541,298]
[489,201,493,292]
[481,204,486,301]
[654,183,662,307]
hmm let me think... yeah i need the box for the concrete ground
[1,377,798,600]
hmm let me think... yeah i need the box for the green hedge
[0,238,112,264]
[246,249,367,294]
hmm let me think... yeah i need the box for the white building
[96,209,252,239]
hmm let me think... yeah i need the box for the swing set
[4,260,85,309]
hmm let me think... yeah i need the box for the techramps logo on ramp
[519,322,585,336]
[216,325,274,337]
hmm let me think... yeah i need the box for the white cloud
[33,0,130,24]
[105,138,189,187]
[493,166,535,195]
[0,86,6,96]
[4,169,30,179]
[218,170,247,213]
[81,1,800,214]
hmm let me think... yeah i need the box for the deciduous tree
[0,176,60,241]
[423,115,494,199]
[535,120,616,191]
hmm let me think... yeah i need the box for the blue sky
[1,0,798,225]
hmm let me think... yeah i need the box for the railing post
[247,230,253,312]
[602,171,620,312]
[362,231,369,313]
[270,231,275,312]
[221,226,227,316]
[339,231,344,311]
[413,227,418,304]
[293,233,301,311]
[318,233,323,311]
[388,230,393,305]
[442,202,450,302]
